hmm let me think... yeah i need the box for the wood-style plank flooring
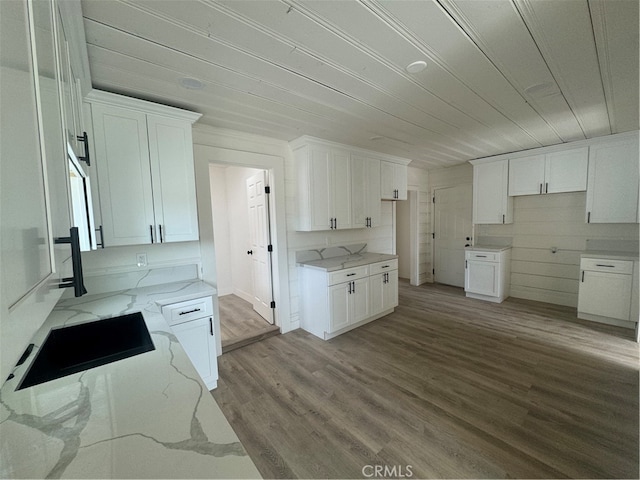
[219,294,279,353]
[212,282,639,479]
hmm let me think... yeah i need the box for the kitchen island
[0,280,261,479]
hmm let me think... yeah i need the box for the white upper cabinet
[293,136,410,231]
[295,143,352,231]
[350,155,381,228]
[88,91,201,246]
[380,161,408,200]
[471,160,513,224]
[585,134,639,224]
[508,147,588,196]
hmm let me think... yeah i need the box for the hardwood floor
[211,282,639,479]
[219,294,280,353]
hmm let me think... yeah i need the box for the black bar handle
[159,224,164,243]
[352,280,355,293]
[348,282,352,294]
[150,225,154,243]
[545,182,548,194]
[595,264,616,268]
[95,225,105,248]
[54,227,87,297]
[209,318,214,336]
[76,132,90,166]
[346,273,356,276]
[581,271,585,282]
[179,308,201,316]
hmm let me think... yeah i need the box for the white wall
[408,166,431,285]
[396,199,411,279]
[478,192,639,307]
[209,165,232,295]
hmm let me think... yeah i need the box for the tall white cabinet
[87,91,202,246]
[585,136,639,224]
[471,159,513,224]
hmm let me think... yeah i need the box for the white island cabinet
[298,254,398,340]
[87,90,202,246]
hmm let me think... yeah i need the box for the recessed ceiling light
[179,77,205,90]
[405,60,427,74]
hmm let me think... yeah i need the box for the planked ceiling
[81,0,639,169]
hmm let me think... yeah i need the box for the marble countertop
[581,251,639,261]
[297,252,398,272]
[0,280,261,479]
[465,245,512,253]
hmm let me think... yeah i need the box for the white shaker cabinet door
[508,155,545,196]
[329,283,350,333]
[147,114,199,243]
[586,139,639,223]
[171,317,218,390]
[578,271,632,321]
[465,261,498,297]
[545,147,588,194]
[92,104,155,246]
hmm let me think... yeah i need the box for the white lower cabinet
[299,258,398,340]
[161,296,218,390]
[464,248,511,303]
[578,256,638,330]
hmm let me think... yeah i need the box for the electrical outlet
[136,253,147,267]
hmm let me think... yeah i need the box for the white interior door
[434,185,472,287]
[246,171,274,324]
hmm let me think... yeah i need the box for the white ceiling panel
[81,0,639,168]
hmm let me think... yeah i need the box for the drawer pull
[209,318,213,336]
[595,264,615,268]
[475,255,487,258]
[346,273,356,276]
[381,265,390,268]
[179,308,201,316]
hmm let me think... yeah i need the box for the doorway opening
[209,164,279,352]
[394,189,420,286]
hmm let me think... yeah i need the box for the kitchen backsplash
[65,264,200,297]
[296,243,367,263]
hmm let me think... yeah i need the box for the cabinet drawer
[328,266,369,286]
[369,259,398,275]
[465,251,498,262]
[162,296,213,326]
[580,258,633,274]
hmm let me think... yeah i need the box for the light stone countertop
[297,252,398,272]
[581,251,639,261]
[0,280,261,479]
[465,245,512,253]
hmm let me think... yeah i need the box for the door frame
[193,145,291,353]
[392,186,420,286]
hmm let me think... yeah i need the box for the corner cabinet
[585,134,639,224]
[471,159,513,224]
[298,258,398,340]
[87,90,202,246]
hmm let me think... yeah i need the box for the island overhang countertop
[0,280,261,479]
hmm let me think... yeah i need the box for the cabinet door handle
[587,212,591,223]
[150,225,154,243]
[348,282,352,294]
[209,317,213,336]
[465,260,468,268]
[502,214,505,224]
[352,281,355,293]
[159,224,164,243]
[581,271,585,282]
[179,308,201,315]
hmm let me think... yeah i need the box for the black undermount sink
[18,312,154,390]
